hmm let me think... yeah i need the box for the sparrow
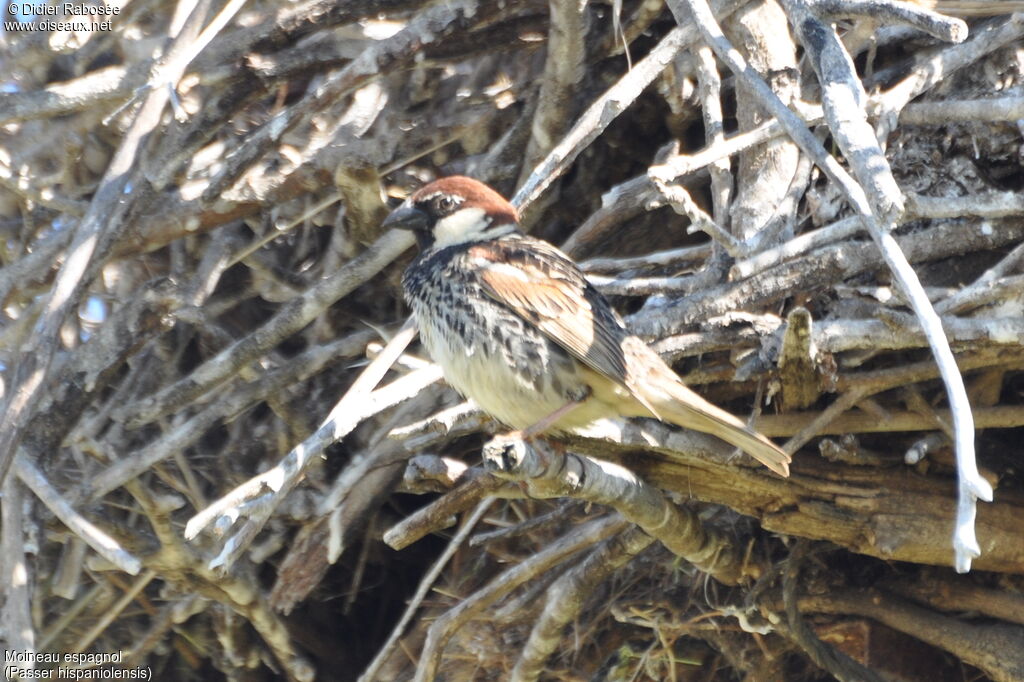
[384,176,791,477]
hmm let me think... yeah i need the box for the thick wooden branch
[571,431,1024,571]
[483,435,755,584]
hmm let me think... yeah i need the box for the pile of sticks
[2,0,1023,679]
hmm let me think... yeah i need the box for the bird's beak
[382,200,429,232]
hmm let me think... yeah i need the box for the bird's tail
[624,340,791,477]
[654,383,791,477]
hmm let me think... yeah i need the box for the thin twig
[510,527,654,682]
[1,476,35,654]
[118,229,415,428]
[672,0,990,570]
[358,498,495,682]
[184,321,434,570]
[0,0,245,486]
[15,457,142,575]
[413,515,629,682]
[512,0,745,215]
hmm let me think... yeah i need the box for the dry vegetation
[2,0,1024,680]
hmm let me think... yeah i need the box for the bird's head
[382,176,519,250]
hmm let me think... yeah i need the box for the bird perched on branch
[385,176,790,477]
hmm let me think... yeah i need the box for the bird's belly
[416,309,602,431]
[434,345,566,429]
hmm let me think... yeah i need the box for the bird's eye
[435,195,457,213]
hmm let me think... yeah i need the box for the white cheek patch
[433,207,489,247]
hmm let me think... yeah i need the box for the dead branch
[483,434,757,583]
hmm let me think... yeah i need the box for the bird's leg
[514,386,592,440]
[518,400,583,439]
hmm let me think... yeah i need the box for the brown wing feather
[469,237,630,384]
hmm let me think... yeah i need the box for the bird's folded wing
[468,239,630,384]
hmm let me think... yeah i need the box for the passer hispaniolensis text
[385,176,790,477]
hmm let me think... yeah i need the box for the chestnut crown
[382,176,519,249]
